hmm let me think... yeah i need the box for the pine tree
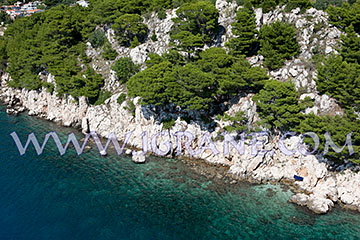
[327,1,360,33]
[170,1,219,56]
[284,0,313,13]
[112,14,148,47]
[102,40,118,60]
[225,4,258,57]
[112,57,139,84]
[253,80,302,132]
[340,25,360,64]
[259,21,299,70]
[316,54,360,111]
[170,31,204,60]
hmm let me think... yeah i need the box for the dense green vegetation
[339,25,360,64]
[94,90,111,105]
[102,40,118,60]
[88,0,197,24]
[170,1,219,58]
[117,93,127,105]
[259,21,300,70]
[128,47,268,112]
[327,1,360,33]
[314,0,343,10]
[88,29,106,48]
[316,55,360,112]
[253,80,303,133]
[3,5,96,97]
[0,11,11,25]
[252,79,360,164]
[284,0,313,13]
[226,3,258,57]
[250,0,285,13]
[315,3,360,113]
[295,114,360,164]
[112,57,139,84]
[217,111,252,133]
[112,14,148,48]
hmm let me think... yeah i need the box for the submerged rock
[132,152,146,164]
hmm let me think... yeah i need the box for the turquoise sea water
[1,106,360,240]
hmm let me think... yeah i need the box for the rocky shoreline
[1,1,360,215]
[1,74,360,215]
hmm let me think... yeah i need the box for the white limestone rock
[289,193,309,206]
[132,152,146,163]
[307,194,334,214]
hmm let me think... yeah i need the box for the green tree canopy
[314,0,343,10]
[316,54,360,112]
[170,1,219,56]
[284,0,313,13]
[225,4,259,57]
[4,5,95,94]
[88,29,106,48]
[259,21,300,70]
[253,80,302,132]
[112,14,148,48]
[295,114,360,164]
[251,0,285,13]
[340,25,360,64]
[102,40,118,60]
[128,48,269,113]
[327,1,360,33]
[112,57,139,84]
[196,48,268,96]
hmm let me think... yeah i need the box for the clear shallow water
[0,106,360,240]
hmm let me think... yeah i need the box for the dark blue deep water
[1,106,360,240]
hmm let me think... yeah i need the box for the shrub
[77,67,105,104]
[151,31,158,41]
[112,57,139,84]
[161,118,176,129]
[88,29,106,48]
[102,40,118,60]
[124,100,136,116]
[219,111,249,133]
[117,93,127,105]
[94,90,112,105]
[42,82,55,94]
[158,9,167,20]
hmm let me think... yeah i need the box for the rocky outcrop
[2,68,360,215]
[132,152,146,163]
[0,73,88,128]
[0,1,359,215]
